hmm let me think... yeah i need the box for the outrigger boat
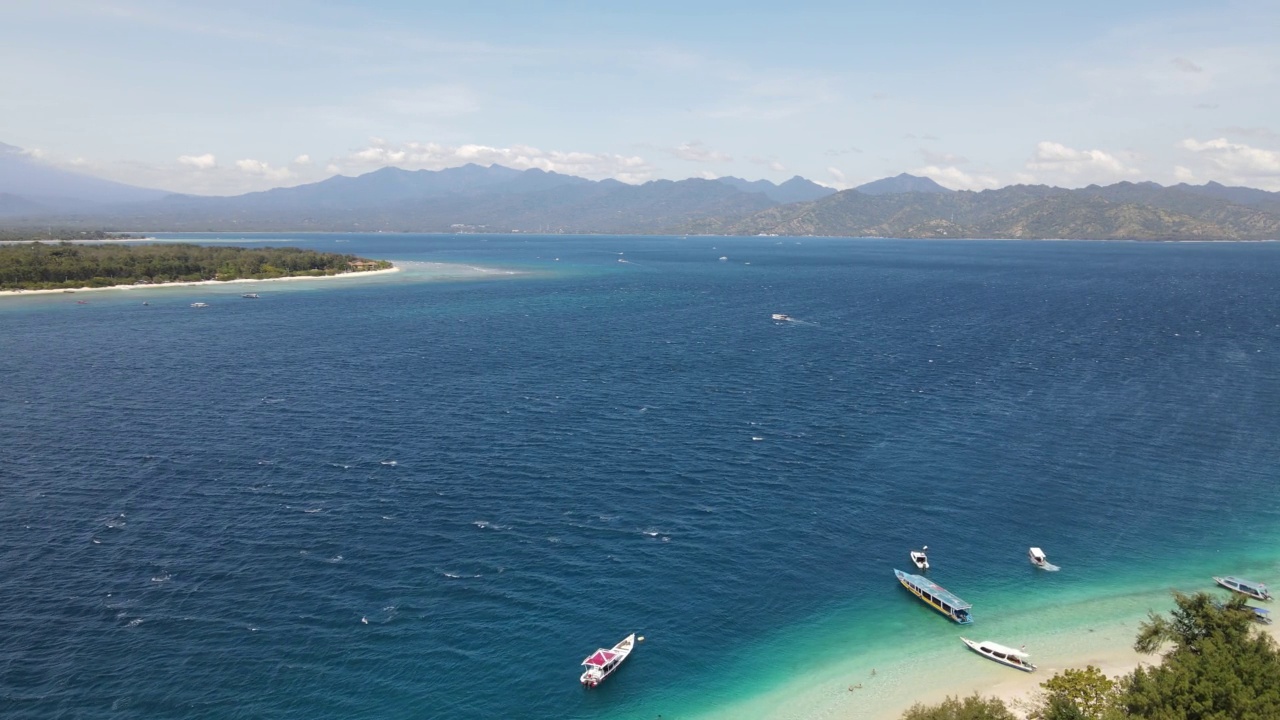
[910,546,930,571]
[1213,576,1272,601]
[961,637,1036,672]
[580,633,636,688]
[894,569,972,624]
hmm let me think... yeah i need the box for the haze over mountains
[3,142,1280,240]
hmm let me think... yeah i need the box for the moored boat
[910,546,929,571]
[580,633,636,688]
[895,569,972,624]
[1214,576,1272,601]
[961,637,1036,672]
[1248,606,1273,625]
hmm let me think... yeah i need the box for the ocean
[3,234,1279,719]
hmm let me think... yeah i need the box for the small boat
[190,302,209,308]
[910,545,930,571]
[1214,576,1272,601]
[1029,547,1048,568]
[241,293,260,299]
[895,569,972,624]
[1248,606,1273,625]
[75,300,88,305]
[580,633,636,688]
[771,313,791,321]
[961,637,1036,672]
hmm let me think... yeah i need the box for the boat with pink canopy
[580,633,636,688]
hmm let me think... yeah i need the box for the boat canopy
[1029,547,1046,559]
[582,650,618,667]
[981,641,1030,658]
[1251,607,1271,618]
[897,569,971,610]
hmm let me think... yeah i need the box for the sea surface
[3,234,1280,719]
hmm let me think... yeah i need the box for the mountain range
[2,142,1279,240]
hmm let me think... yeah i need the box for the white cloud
[235,158,294,181]
[919,149,969,166]
[1173,165,1195,182]
[912,165,1000,191]
[670,141,733,163]
[1025,141,1140,185]
[1171,57,1203,73]
[178,153,217,170]
[337,138,656,183]
[21,147,46,160]
[1177,137,1280,189]
[293,154,311,165]
[825,167,850,189]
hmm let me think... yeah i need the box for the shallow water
[3,234,1278,719]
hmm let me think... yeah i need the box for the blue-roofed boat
[1248,606,1273,625]
[1213,575,1272,601]
[895,569,972,624]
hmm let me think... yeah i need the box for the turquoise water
[3,235,1279,719]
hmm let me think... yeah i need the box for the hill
[854,173,953,196]
[0,143,169,213]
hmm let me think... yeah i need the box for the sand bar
[0,266,401,298]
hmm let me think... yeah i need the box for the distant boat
[580,633,636,688]
[719,256,728,261]
[895,569,972,624]
[961,637,1036,672]
[1214,576,1272,601]
[910,546,930,571]
[1029,547,1048,568]
[190,302,209,308]
[771,313,791,321]
[75,300,88,305]
[241,293,260,299]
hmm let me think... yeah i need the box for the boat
[190,302,209,308]
[1029,547,1048,568]
[961,637,1036,672]
[241,293,260,299]
[1248,606,1273,625]
[894,569,972,624]
[580,633,636,688]
[910,546,930,571]
[771,313,792,321]
[1214,576,1272,601]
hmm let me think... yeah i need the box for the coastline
[0,266,401,298]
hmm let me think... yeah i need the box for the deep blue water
[3,234,1280,719]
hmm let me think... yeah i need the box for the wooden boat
[895,569,972,624]
[961,637,1036,672]
[1214,576,1272,601]
[580,633,636,688]
[910,546,929,571]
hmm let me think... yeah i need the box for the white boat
[241,293,260,299]
[1214,576,1272,601]
[1029,547,1048,568]
[771,313,791,321]
[961,637,1037,672]
[190,302,209,308]
[910,546,929,571]
[580,633,636,688]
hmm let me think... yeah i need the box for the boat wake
[1039,562,1061,572]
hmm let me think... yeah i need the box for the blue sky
[4,0,1279,195]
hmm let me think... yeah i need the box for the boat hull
[895,569,972,624]
[580,633,636,688]
[961,637,1036,672]
[1214,576,1272,602]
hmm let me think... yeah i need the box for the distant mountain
[854,173,953,196]
[715,175,835,203]
[0,142,169,214]
[725,181,1280,240]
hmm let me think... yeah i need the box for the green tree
[901,694,1017,720]
[1121,591,1280,719]
[1029,665,1121,720]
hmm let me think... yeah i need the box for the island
[0,242,394,291]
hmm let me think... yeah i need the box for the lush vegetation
[0,242,392,290]
[902,592,1280,720]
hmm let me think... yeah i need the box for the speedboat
[961,637,1036,672]
[771,313,791,321]
[1214,576,1272,601]
[580,633,636,688]
[895,569,972,624]
[910,546,930,571]
[190,302,209,308]
[241,293,260,299]
[1029,547,1048,568]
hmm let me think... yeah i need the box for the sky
[3,0,1280,195]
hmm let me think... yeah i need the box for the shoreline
[0,266,401,298]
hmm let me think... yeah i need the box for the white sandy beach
[0,266,401,298]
